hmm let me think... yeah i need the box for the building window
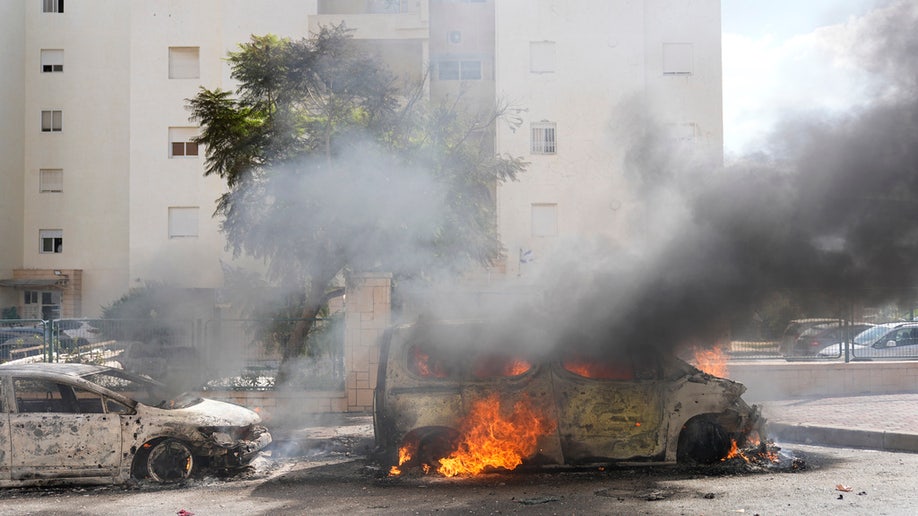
[42,0,63,13]
[40,229,63,253]
[169,127,200,158]
[531,204,558,237]
[41,49,64,72]
[168,207,199,238]
[436,60,481,81]
[530,122,557,154]
[367,0,419,13]
[168,47,200,79]
[530,41,555,73]
[663,43,693,75]
[24,291,38,305]
[39,169,63,192]
[41,110,62,132]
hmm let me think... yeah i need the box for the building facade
[0,0,721,318]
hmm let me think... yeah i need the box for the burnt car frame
[374,321,763,472]
[0,363,271,487]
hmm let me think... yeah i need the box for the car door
[9,377,121,480]
[886,328,918,358]
[551,350,665,463]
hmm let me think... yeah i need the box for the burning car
[0,363,271,486]
[375,320,763,476]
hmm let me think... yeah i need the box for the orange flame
[472,356,532,378]
[722,439,743,461]
[721,432,780,464]
[691,345,728,377]
[437,394,555,477]
[411,346,448,378]
[389,441,416,476]
[562,358,634,380]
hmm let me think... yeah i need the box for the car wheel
[146,439,194,482]
[677,416,732,464]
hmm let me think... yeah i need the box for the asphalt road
[0,443,916,515]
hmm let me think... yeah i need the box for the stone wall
[729,361,918,401]
[343,272,391,412]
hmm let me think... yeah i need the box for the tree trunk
[276,275,335,387]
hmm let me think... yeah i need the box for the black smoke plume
[509,0,918,356]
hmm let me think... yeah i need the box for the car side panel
[552,371,665,462]
[9,412,121,480]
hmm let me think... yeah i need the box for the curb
[768,422,918,453]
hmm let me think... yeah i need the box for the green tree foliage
[1,306,19,320]
[188,25,526,383]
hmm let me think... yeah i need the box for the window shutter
[531,204,558,237]
[40,169,63,192]
[169,127,200,157]
[663,43,693,75]
[40,49,64,72]
[168,207,200,237]
[169,47,200,79]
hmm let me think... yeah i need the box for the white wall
[495,0,723,277]
[21,1,132,315]
[0,0,26,310]
[127,1,317,296]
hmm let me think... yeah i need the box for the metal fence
[730,318,918,361]
[0,317,345,391]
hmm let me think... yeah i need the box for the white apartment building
[495,0,723,277]
[0,0,721,318]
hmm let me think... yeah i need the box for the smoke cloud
[396,0,918,360]
[497,0,918,356]
[197,1,918,384]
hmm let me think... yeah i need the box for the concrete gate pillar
[344,272,391,412]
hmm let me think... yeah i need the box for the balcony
[313,0,429,40]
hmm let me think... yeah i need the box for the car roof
[874,322,918,329]
[0,362,113,378]
[807,321,873,331]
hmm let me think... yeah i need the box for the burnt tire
[677,417,732,465]
[146,439,194,483]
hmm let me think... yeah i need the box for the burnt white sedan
[0,363,271,486]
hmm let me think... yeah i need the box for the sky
[722,0,880,156]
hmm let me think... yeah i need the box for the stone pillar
[344,272,391,412]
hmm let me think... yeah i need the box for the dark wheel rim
[147,439,194,482]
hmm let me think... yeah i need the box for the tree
[188,25,525,384]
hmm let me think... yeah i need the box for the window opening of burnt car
[407,344,533,379]
[560,350,659,380]
[12,378,109,414]
[82,369,201,409]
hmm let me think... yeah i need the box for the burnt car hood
[136,398,263,427]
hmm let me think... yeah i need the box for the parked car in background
[55,319,101,346]
[0,363,271,486]
[816,322,918,360]
[779,318,841,356]
[785,322,874,358]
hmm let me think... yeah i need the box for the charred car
[375,321,763,475]
[0,363,270,486]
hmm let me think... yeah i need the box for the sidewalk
[760,393,918,453]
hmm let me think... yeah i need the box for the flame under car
[0,363,271,487]
[374,321,763,475]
